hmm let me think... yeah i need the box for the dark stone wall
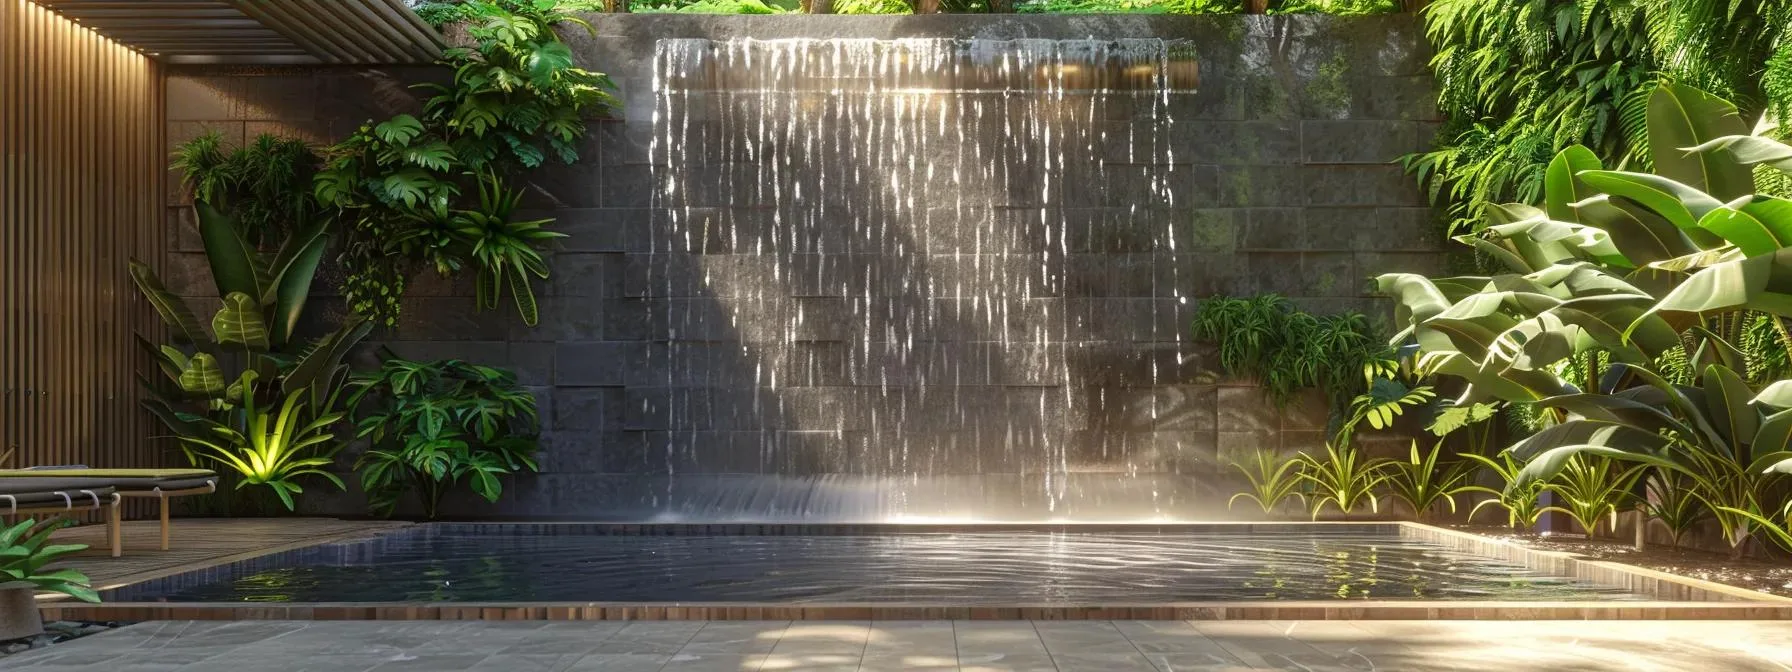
[161,15,1443,520]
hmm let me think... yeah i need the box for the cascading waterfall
[642,37,1202,521]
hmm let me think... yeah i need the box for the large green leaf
[212,292,270,351]
[1702,364,1759,448]
[1545,145,1604,222]
[1484,217,1632,269]
[1645,248,1792,320]
[1570,195,1688,265]
[1514,444,1680,489]
[177,353,226,395]
[283,317,373,409]
[374,114,424,145]
[1647,83,1754,200]
[126,259,212,347]
[1755,380,1792,408]
[194,201,270,301]
[265,219,330,346]
[1696,196,1792,257]
[1752,408,1792,464]
[1689,133,1792,173]
[1578,172,1726,240]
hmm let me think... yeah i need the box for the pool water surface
[112,527,1648,603]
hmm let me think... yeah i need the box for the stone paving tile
[14,619,1792,671]
[661,652,771,671]
[957,652,1059,671]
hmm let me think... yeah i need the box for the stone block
[1303,165,1422,207]
[553,387,622,432]
[1239,208,1304,251]
[1302,251,1361,298]
[555,342,630,387]
[1217,386,1278,432]
[1215,165,1306,207]
[550,253,624,298]
[554,209,641,253]
[1301,120,1419,165]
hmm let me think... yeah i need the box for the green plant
[130,203,370,440]
[171,131,319,246]
[1382,440,1474,520]
[1408,1,1792,239]
[1338,377,1435,446]
[0,519,98,603]
[1538,453,1644,536]
[316,0,617,327]
[1191,294,1387,409]
[635,0,793,12]
[1463,451,1548,529]
[349,354,542,518]
[1226,449,1307,515]
[1295,442,1391,519]
[173,382,348,511]
[457,173,564,325]
[1641,470,1708,547]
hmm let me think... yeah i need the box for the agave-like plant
[1462,451,1550,530]
[1296,442,1391,519]
[1226,449,1307,516]
[454,172,564,326]
[1382,440,1475,521]
[175,380,348,511]
[1538,453,1645,536]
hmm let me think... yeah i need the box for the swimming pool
[108,523,1646,603]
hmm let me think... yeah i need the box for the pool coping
[38,521,1792,621]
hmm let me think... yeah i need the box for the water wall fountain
[161,16,1442,519]
[634,37,1217,521]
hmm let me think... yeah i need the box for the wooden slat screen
[1,0,168,517]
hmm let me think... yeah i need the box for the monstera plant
[130,203,368,507]
[1379,83,1792,553]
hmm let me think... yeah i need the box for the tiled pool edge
[41,521,1792,622]
[1391,522,1792,604]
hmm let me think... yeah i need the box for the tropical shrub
[1382,84,1792,554]
[1641,471,1707,548]
[349,355,542,518]
[1538,454,1644,536]
[1295,442,1390,518]
[130,202,366,506]
[1382,440,1473,520]
[1408,0,1792,237]
[315,0,617,327]
[1191,294,1387,409]
[171,132,319,247]
[173,382,348,511]
[1226,449,1307,515]
[0,519,98,603]
[1462,451,1548,529]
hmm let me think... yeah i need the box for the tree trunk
[986,0,1013,13]
[1400,0,1428,12]
[1245,0,1268,12]
[914,0,940,12]
[605,0,629,12]
[804,0,835,12]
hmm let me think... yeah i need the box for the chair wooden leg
[108,501,121,558]
[160,497,171,551]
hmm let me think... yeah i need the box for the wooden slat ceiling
[30,0,445,64]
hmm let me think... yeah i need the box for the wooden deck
[44,518,409,590]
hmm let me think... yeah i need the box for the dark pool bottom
[112,525,1647,603]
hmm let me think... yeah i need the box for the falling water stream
[642,38,1203,521]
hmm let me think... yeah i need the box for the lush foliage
[1462,451,1549,528]
[1409,0,1792,237]
[1538,454,1643,536]
[1383,84,1792,555]
[316,0,616,326]
[131,202,366,507]
[174,382,349,511]
[1226,449,1307,514]
[1382,440,1474,520]
[1191,294,1387,409]
[0,519,98,603]
[349,355,542,518]
[1295,442,1391,518]
[172,132,320,246]
[635,0,793,12]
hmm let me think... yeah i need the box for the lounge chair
[0,468,216,553]
[0,479,121,557]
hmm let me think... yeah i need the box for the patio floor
[48,518,409,589]
[2,619,1789,671]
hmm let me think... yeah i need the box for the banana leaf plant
[1507,364,1792,557]
[1380,84,1792,407]
[129,204,368,506]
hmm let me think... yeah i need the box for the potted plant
[0,519,99,641]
